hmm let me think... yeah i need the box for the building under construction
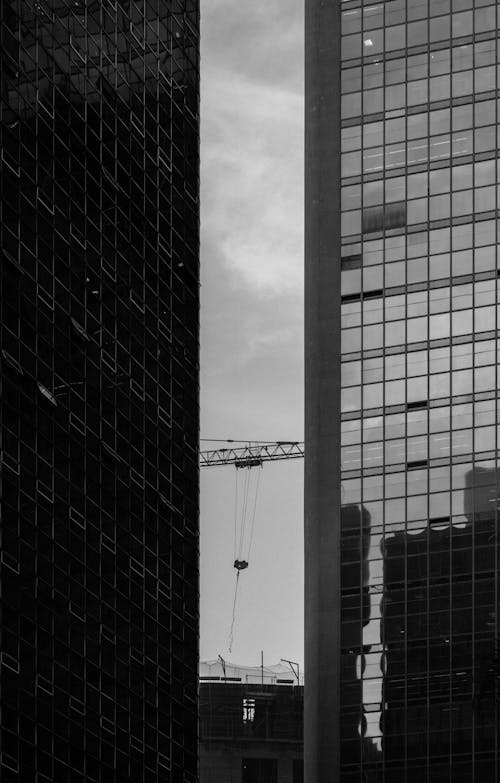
[199,660,304,783]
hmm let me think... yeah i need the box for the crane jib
[199,441,305,467]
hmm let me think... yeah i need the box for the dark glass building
[0,2,199,781]
[306,1,500,781]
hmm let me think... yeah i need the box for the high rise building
[305,1,500,781]
[0,2,199,781]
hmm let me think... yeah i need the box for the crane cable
[238,467,251,561]
[229,464,263,652]
[228,570,240,653]
[233,467,239,562]
[234,465,262,565]
[247,466,262,561]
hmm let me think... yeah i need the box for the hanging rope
[228,570,240,653]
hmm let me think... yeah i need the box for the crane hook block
[233,559,248,571]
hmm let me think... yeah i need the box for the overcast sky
[199,0,304,669]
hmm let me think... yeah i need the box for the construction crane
[199,441,304,468]
[199,439,304,651]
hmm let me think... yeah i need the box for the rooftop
[200,659,303,686]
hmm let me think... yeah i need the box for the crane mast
[200,441,304,468]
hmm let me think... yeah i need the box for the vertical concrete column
[304,1,341,782]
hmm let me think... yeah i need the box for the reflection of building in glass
[341,504,382,773]
[382,466,498,782]
[1,2,199,780]
[199,661,303,783]
[305,1,500,781]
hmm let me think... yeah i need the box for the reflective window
[340,4,500,778]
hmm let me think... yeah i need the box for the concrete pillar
[304,1,341,782]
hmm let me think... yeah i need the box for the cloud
[201,0,304,294]
[202,79,303,293]
[200,1,304,665]
[202,0,303,94]
[200,234,303,440]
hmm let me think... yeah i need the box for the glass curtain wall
[0,2,199,781]
[340,1,499,782]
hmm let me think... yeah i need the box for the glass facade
[339,1,499,781]
[0,2,199,781]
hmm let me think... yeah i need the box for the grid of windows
[339,1,499,782]
[0,2,199,781]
